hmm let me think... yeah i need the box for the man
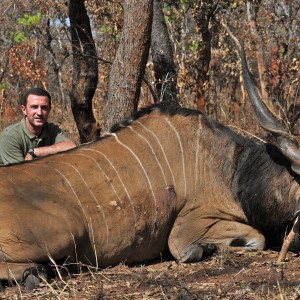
[0,87,76,165]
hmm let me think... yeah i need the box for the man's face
[21,94,51,132]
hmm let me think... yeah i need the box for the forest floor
[1,249,300,299]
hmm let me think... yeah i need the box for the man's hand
[25,148,37,161]
[25,153,34,160]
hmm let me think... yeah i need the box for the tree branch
[278,213,300,263]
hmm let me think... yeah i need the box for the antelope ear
[276,137,300,175]
[281,137,300,175]
[294,197,300,218]
[284,146,300,176]
[240,43,300,175]
[292,165,300,175]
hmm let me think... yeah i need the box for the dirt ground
[1,249,300,299]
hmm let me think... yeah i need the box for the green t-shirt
[0,118,69,165]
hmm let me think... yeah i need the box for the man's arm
[25,140,76,160]
[0,135,25,165]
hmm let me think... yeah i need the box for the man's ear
[21,105,26,116]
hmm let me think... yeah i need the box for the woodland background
[0,0,299,145]
[0,1,300,298]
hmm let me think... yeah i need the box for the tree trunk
[44,19,66,114]
[105,0,153,130]
[69,0,98,143]
[192,1,219,112]
[246,1,269,105]
[151,0,178,107]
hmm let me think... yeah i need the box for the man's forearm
[30,140,76,158]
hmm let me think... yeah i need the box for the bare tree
[246,1,269,105]
[69,0,98,143]
[105,0,153,130]
[192,0,220,112]
[151,0,178,107]
[43,19,67,112]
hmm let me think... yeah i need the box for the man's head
[22,87,52,108]
[21,87,52,135]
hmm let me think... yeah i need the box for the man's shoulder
[44,122,69,144]
[45,122,63,134]
[1,120,24,138]
[46,122,61,129]
[45,122,68,137]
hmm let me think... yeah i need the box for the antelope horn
[240,43,300,174]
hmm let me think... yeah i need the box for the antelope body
[0,46,300,284]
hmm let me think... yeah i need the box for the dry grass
[1,250,300,299]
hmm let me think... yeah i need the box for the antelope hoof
[22,265,48,291]
[179,243,216,263]
[24,274,40,291]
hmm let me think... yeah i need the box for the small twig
[221,22,241,54]
[227,125,266,143]
[47,253,67,284]
[278,214,300,263]
[143,77,160,103]
[8,268,22,297]
[70,51,112,64]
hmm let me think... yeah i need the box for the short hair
[22,87,52,108]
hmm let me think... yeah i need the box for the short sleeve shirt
[0,118,69,165]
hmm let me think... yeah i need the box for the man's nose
[37,107,42,115]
